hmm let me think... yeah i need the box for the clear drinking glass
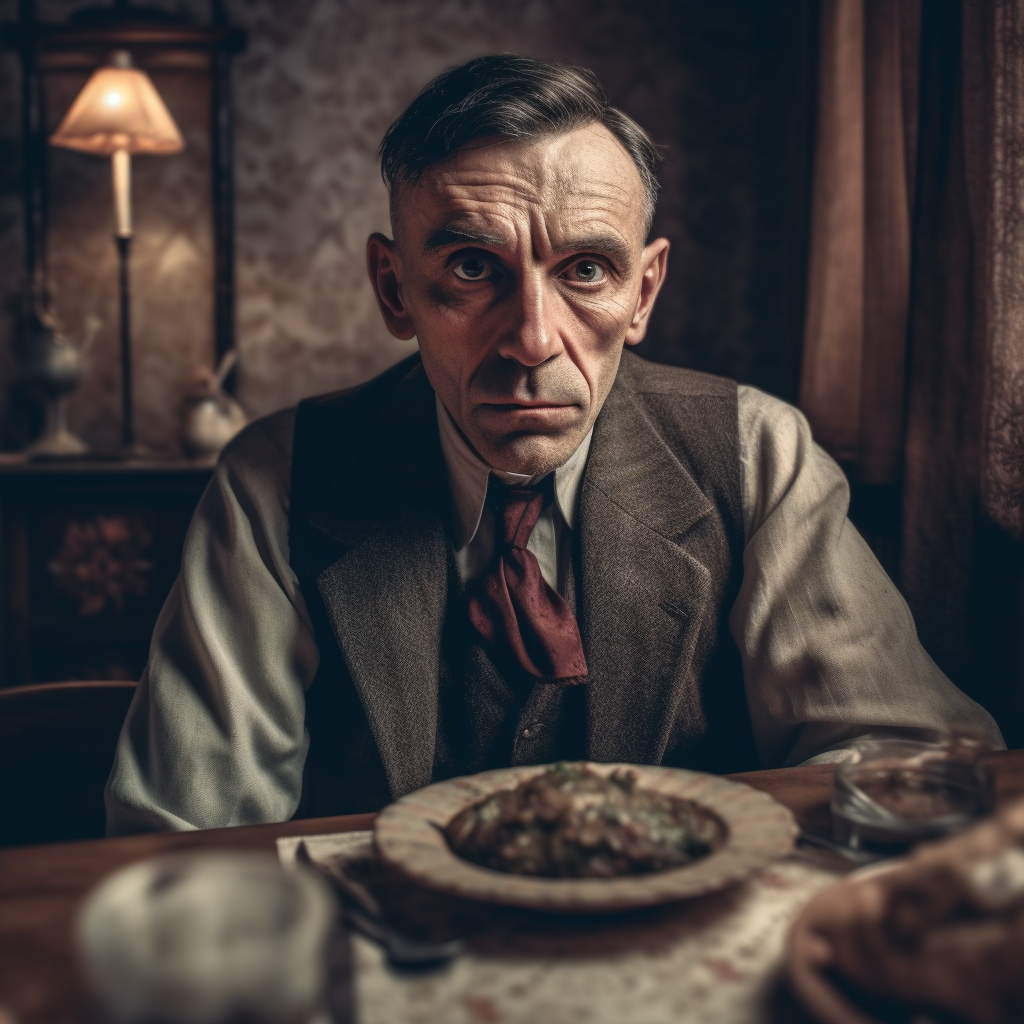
[831,732,994,855]
[77,851,336,1024]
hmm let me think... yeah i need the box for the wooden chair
[0,680,137,847]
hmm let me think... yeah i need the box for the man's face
[367,123,670,475]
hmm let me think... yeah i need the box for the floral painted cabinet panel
[0,462,212,686]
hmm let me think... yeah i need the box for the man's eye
[453,257,492,281]
[569,260,605,284]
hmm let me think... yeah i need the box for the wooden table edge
[2,751,1022,1024]
[4,750,1022,868]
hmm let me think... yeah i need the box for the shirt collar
[435,395,593,550]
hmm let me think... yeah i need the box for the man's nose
[498,271,564,366]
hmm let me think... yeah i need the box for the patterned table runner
[278,832,844,1024]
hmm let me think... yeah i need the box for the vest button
[521,722,543,739]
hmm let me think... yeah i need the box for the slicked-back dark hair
[379,54,662,236]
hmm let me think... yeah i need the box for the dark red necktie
[467,477,588,684]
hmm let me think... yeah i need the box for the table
[3,751,1023,1024]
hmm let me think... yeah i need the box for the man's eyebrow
[554,235,634,271]
[423,226,636,271]
[423,226,507,253]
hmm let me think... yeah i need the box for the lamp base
[25,395,89,460]
[26,428,89,460]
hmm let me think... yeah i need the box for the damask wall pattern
[0,0,812,454]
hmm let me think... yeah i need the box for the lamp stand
[116,233,137,453]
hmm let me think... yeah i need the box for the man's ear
[367,232,416,340]
[624,237,670,347]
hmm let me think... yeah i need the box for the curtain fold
[900,0,978,685]
[963,0,1024,542]
[861,0,918,483]
[800,0,919,483]
[800,0,865,464]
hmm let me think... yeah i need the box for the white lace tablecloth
[278,832,844,1024]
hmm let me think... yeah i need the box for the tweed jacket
[104,350,1006,835]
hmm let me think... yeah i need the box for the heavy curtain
[800,0,1024,738]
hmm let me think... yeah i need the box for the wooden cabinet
[0,459,212,687]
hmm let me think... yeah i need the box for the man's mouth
[476,400,580,431]
[481,401,576,410]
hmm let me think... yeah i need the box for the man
[106,55,1001,834]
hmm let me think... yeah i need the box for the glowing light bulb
[104,91,123,108]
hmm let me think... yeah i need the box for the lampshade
[50,52,184,156]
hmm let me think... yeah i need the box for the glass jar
[831,732,995,855]
[77,851,336,1024]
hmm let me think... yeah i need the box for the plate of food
[374,761,797,913]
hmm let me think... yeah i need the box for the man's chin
[476,430,587,477]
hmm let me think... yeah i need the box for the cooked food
[444,762,723,878]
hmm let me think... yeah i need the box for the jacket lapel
[309,364,449,799]
[579,370,717,764]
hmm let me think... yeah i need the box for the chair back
[0,680,136,847]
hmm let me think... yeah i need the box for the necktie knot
[488,476,553,552]
[468,472,588,685]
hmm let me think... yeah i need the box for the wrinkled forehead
[391,124,648,248]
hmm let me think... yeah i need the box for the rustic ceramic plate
[374,762,797,913]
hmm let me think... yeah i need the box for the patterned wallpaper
[0,0,813,454]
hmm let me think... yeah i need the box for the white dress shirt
[436,395,592,592]
[104,383,1004,834]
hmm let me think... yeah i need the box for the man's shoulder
[618,350,737,399]
[734,383,815,460]
[218,354,427,493]
[297,352,424,425]
[219,405,296,474]
[612,353,740,457]
[618,355,810,442]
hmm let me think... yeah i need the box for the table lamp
[49,49,184,454]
